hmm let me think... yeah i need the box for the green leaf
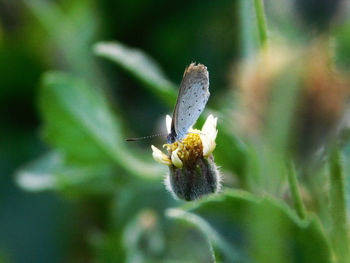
[39,71,163,179]
[216,120,247,179]
[15,151,115,195]
[92,186,215,263]
[24,0,102,85]
[168,189,331,263]
[94,41,177,105]
[123,209,216,263]
[16,152,59,192]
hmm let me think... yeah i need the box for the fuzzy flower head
[151,114,220,201]
[234,43,350,165]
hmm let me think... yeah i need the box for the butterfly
[167,63,210,143]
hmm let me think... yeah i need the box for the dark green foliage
[1,0,350,262]
[168,190,331,263]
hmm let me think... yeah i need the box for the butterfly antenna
[125,133,167,142]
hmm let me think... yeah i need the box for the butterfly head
[166,132,177,144]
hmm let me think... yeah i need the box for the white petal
[212,125,218,141]
[208,138,216,154]
[171,147,183,168]
[166,115,172,134]
[202,115,217,137]
[151,145,171,165]
[199,134,211,157]
[202,115,214,133]
[202,115,218,145]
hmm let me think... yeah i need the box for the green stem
[253,0,268,49]
[329,147,350,263]
[286,161,307,220]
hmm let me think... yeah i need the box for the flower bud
[152,115,221,201]
[165,155,221,201]
[234,43,350,165]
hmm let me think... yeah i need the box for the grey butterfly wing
[172,63,210,140]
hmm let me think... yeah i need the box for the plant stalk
[329,147,350,263]
[253,0,268,49]
[287,161,307,220]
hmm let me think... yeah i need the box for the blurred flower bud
[294,0,343,32]
[234,42,350,164]
[293,43,349,161]
[152,114,221,201]
[166,155,220,201]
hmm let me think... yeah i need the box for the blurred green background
[0,1,240,261]
[1,0,350,262]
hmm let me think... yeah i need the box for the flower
[151,114,220,201]
[233,42,350,166]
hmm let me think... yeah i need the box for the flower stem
[286,161,307,220]
[253,0,268,49]
[329,147,350,263]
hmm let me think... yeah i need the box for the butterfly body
[167,63,210,144]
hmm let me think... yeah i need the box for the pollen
[164,129,203,165]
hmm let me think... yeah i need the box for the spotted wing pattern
[172,63,210,141]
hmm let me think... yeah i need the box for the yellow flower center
[164,129,203,165]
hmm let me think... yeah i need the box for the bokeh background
[1,0,350,262]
